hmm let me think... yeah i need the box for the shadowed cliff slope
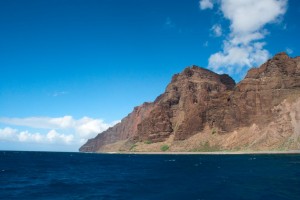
[80,52,300,152]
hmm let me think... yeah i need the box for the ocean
[0,151,299,200]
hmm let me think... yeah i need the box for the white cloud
[211,24,222,37]
[0,116,74,129]
[0,116,119,146]
[200,0,214,10]
[221,0,287,34]
[0,127,18,141]
[209,42,270,74]
[202,0,288,76]
[46,130,74,144]
[18,131,43,143]
[75,117,111,140]
[0,127,74,145]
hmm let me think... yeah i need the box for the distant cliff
[80,52,300,152]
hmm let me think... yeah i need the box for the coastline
[103,150,300,155]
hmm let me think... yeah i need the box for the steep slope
[80,52,300,152]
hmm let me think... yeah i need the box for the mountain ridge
[80,52,300,152]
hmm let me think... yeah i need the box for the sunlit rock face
[80,52,300,152]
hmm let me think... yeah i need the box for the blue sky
[0,0,299,151]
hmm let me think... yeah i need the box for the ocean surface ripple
[0,151,300,200]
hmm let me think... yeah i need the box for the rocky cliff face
[80,52,300,152]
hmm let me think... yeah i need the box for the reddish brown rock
[79,102,154,152]
[80,52,300,152]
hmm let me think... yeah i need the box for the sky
[0,0,299,152]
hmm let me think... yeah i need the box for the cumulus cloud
[200,0,214,10]
[0,116,119,146]
[209,41,270,74]
[201,0,288,77]
[0,127,18,141]
[221,0,287,34]
[0,127,74,145]
[18,131,43,143]
[75,117,112,140]
[46,130,74,144]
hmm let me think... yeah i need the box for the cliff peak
[245,52,296,79]
[171,65,235,87]
[274,52,290,60]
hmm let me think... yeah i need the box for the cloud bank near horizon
[200,0,288,77]
[0,116,119,148]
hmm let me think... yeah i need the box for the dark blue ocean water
[0,151,300,200]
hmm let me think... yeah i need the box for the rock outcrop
[80,52,300,152]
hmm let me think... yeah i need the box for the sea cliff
[80,52,300,152]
